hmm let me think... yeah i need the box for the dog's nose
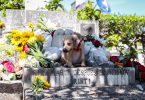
[63,48,68,53]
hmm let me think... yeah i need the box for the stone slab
[23,67,135,90]
[5,10,99,34]
[0,80,22,93]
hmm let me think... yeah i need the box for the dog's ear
[72,35,77,47]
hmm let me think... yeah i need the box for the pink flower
[23,44,30,53]
[1,61,15,73]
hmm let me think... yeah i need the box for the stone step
[0,80,22,93]
[24,85,145,100]
[23,67,135,89]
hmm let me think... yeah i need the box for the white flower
[46,20,57,30]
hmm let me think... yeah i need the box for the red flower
[23,44,30,53]
[138,65,145,72]
[1,61,15,73]
[141,72,145,80]
[93,40,101,47]
[110,56,119,63]
[125,59,132,67]
[132,61,141,66]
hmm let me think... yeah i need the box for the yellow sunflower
[14,42,25,52]
[44,81,51,88]
[22,31,34,39]
[19,51,27,59]
[27,36,37,44]
[11,31,22,45]
[35,35,45,42]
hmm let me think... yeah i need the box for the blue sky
[61,0,145,16]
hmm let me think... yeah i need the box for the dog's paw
[81,63,86,67]
[64,64,74,68]
[68,65,74,68]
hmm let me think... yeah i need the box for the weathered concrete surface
[24,83,145,100]
[0,81,22,93]
[23,67,135,90]
[5,10,99,33]
[0,81,144,100]
[0,93,22,100]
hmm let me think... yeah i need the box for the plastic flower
[1,61,15,73]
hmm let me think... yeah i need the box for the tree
[45,0,65,11]
[77,0,101,20]
[0,0,24,16]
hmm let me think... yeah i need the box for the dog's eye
[67,43,71,46]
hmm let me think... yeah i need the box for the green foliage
[32,78,44,94]
[100,14,145,57]
[45,0,65,11]
[0,0,24,16]
[77,1,101,20]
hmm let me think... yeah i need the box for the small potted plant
[32,75,51,99]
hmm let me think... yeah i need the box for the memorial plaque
[23,67,135,99]
[23,67,135,89]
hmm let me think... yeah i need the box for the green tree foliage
[100,14,145,57]
[0,0,24,16]
[77,0,101,20]
[45,0,65,11]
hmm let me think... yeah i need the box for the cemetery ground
[0,81,145,100]
[1,10,145,100]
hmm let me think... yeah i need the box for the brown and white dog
[61,34,86,67]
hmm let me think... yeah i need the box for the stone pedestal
[23,67,135,88]
[23,67,135,99]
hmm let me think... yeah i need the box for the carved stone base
[23,67,135,89]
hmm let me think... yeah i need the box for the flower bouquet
[37,15,57,33]
[6,30,53,68]
[32,75,51,94]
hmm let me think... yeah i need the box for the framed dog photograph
[79,20,99,37]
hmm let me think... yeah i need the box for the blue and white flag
[96,0,111,13]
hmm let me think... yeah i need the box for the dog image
[61,34,86,67]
